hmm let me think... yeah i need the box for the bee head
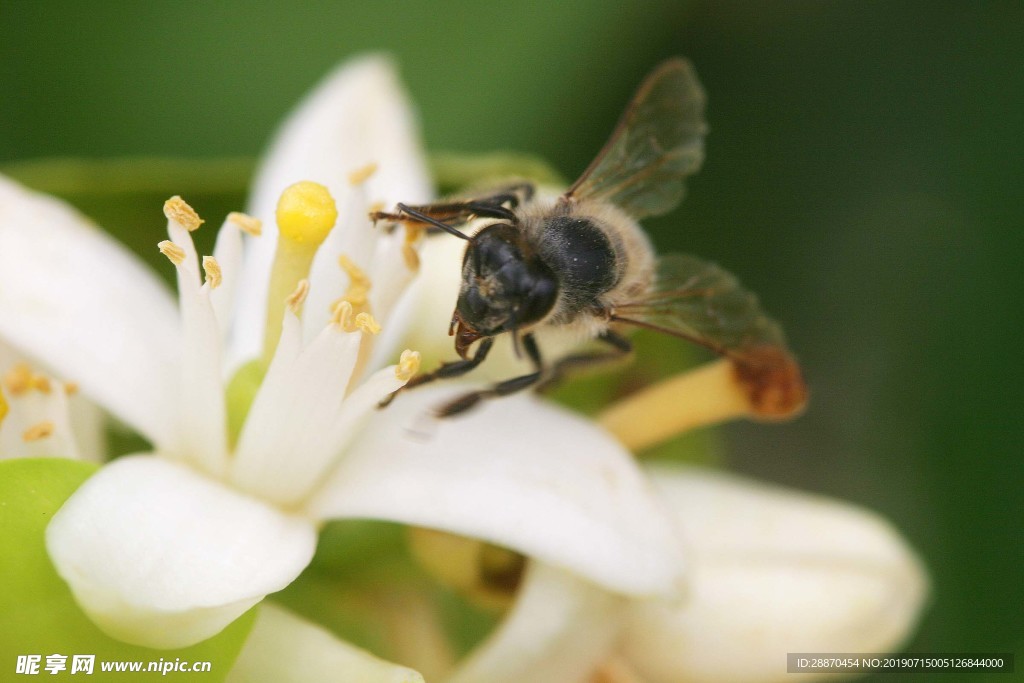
[452,223,557,357]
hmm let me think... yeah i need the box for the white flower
[0,55,686,667]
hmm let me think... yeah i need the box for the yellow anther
[348,162,378,186]
[338,255,370,287]
[276,181,338,246]
[202,255,223,289]
[402,224,425,270]
[158,240,186,266]
[227,211,262,237]
[23,420,55,442]
[286,279,310,313]
[4,363,32,396]
[163,196,204,232]
[64,382,80,396]
[336,254,373,313]
[331,300,354,329]
[31,375,52,394]
[0,387,8,425]
[355,312,381,336]
[395,349,421,382]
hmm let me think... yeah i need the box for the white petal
[227,602,424,683]
[231,317,362,506]
[46,455,317,649]
[619,465,930,683]
[0,175,180,447]
[231,55,432,369]
[308,388,686,597]
[448,562,624,683]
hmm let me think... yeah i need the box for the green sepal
[0,458,255,681]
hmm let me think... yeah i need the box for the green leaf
[0,458,255,681]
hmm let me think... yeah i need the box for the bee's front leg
[436,333,545,417]
[378,338,495,408]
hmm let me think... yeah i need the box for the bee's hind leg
[535,330,633,393]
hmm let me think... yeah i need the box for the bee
[374,58,805,417]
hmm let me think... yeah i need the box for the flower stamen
[3,362,51,396]
[226,211,262,237]
[202,256,223,289]
[330,300,354,330]
[354,312,381,336]
[286,279,310,314]
[157,240,186,266]
[347,162,378,186]
[395,349,421,381]
[334,254,372,315]
[23,420,54,442]
[163,196,204,232]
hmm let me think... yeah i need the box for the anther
[31,375,52,394]
[158,240,186,266]
[0,388,8,425]
[227,211,262,237]
[286,279,310,313]
[355,312,381,335]
[402,224,425,270]
[331,300,354,329]
[202,255,223,289]
[64,382,80,396]
[163,196,204,232]
[4,363,32,396]
[347,162,378,186]
[395,350,421,382]
[23,420,55,442]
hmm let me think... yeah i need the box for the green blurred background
[2,0,1021,677]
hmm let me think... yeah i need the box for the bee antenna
[397,203,470,241]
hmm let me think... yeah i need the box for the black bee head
[452,223,557,357]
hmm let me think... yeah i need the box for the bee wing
[612,254,807,416]
[564,58,708,220]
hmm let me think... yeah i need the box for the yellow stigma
[202,256,222,289]
[396,350,421,382]
[227,211,262,236]
[158,240,185,266]
[23,420,55,442]
[347,162,378,186]
[263,182,339,362]
[163,196,204,232]
[354,312,381,336]
[275,181,338,246]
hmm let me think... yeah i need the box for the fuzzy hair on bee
[372,58,807,418]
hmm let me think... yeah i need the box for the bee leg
[369,183,536,232]
[436,333,545,417]
[536,330,633,392]
[378,338,495,408]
